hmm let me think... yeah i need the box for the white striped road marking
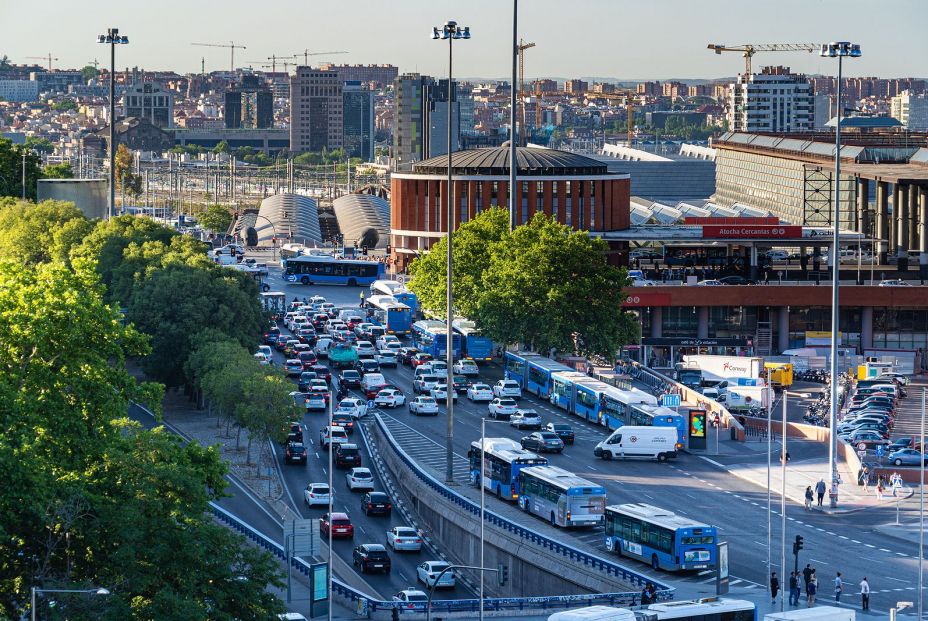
[879,548,891,552]
[839,535,849,540]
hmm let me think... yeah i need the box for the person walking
[876,475,884,500]
[859,577,870,610]
[770,572,780,605]
[802,564,813,591]
[807,571,818,606]
[833,572,843,603]
[804,486,814,510]
[862,466,870,492]
[789,571,800,606]
[891,471,902,497]
[815,478,826,507]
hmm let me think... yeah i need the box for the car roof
[367,491,389,498]
[329,511,349,519]
[362,543,386,551]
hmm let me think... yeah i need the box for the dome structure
[332,193,391,249]
[254,193,322,247]
[412,146,607,176]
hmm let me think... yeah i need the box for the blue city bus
[517,466,607,528]
[394,290,418,312]
[548,371,592,412]
[412,320,462,359]
[283,255,385,286]
[525,357,576,398]
[467,438,548,500]
[627,403,688,447]
[604,503,718,572]
[364,295,413,336]
[504,351,546,388]
[452,318,494,362]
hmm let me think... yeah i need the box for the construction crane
[294,50,348,66]
[247,54,298,73]
[26,54,58,71]
[191,41,247,73]
[517,39,535,145]
[707,43,819,75]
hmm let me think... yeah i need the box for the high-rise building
[534,79,558,94]
[30,71,83,94]
[728,66,813,133]
[662,81,686,99]
[122,82,174,128]
[565,79,588,95]
[636,81,661,96]
[0,80,39,102]
[891,90,928,130]
[290,67,343,153]
[342,81,374,160]
[225,74,273,129]
[813,94,833,130]
[393,73,461,170]
[318,63,398,88]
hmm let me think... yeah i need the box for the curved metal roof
[254,193,322,247]
[332,193,390,249]
[411,146,608,176]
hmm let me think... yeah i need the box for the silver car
[888,448,928,467]
[386,526,422,552]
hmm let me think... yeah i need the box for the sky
[3,0,926,81]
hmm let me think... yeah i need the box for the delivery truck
[682,355,764,384]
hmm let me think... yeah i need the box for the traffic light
[497,563,508,587]
[793,535,804,554]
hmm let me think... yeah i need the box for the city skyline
[3,0,927,81]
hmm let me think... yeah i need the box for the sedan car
[354,340,377,357]
[487,398,519,419]
[375,388,406,408]
[520,431,565,453]
[493,379,522,399]
[453,359,480,376]
[467,383,494,402]
[353,544,391,574]
[718,275,754,285]
[339,369,362,391]
[331,412,356,435]
[320,512,353,538]
[303,483,330,507]
[254,352,270,366]
[298,372,318,392]
[378,351,398,368]
[888,448,928,467]
[334,442,362,469]
[356,358,380,374]
[392,588,428,606]
[361,491,392,516]
[545,422,575,444]
[386,526,423,552]
[399,347,422,366]
[284,359,304,377]
[409,396,440,416]
[410,353,434,368]
[337,398,368,419]
[878,279,912,287]
[843,431,890,450]
[510,409,542,430]
[431,383,458,404]
[345,467,375,491]
[695,279,723,286]
[284,442,308,464]
[304,388,328,411]
[417,561,456,588]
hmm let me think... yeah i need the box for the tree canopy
[199,204,234,233]
[408,209,638,359]
[0,198,92,265]
[0,137,43,200]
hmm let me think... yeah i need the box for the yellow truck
[764,362,793,388]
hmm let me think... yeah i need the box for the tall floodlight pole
[98,28,129,219]
[508,0,518,230]
[919,389,925,621]
[432,20,470,485]
[820,41,861,489]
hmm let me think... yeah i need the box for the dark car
[298,328,317,346]
[399,347,421,366]
[718,275,754,286]
[353,544,391,574]
[298,371,318,392]
[520,431,565,454]
[274,334,290,351]
[334,443,362,468]
[311,364,331,382]
[263,326,281,345]
[451,375,470,393]
[361,491,392,516]
[312,313,330,330]
[332,412,356,435]
[284,442,308,465]
[545,422,575,444]
[340,370,362,391]
[356,358,380,374]
[298,350,318,369]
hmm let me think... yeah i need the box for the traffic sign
[283,518,320,557]
[875,445,884,457]
[659,393,682,407]
[367,400,374,409]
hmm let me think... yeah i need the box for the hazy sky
[3,0,926,80]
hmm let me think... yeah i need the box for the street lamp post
[31,587,109,621]
[509,0,518,230]
[819,41,861,490]
[98,28,129,220]
[432,20,470,485]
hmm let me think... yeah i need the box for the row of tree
[0,198,289,619]
[407,208,639,360]
[0,137,76,201]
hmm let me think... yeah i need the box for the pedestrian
[804,486,813,510]
[358,291,365,308]
[640,584,651,605]
[770,572,780,604]
[859,576,870,610]
[802,564,813,591]
[833,572,842,603]
[891,471,902,496]
[789,571,800,606]
[807,571,818,606]
[815,478,826,507]
[862,466,870,492]
[876,476,884,500]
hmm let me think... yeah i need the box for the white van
[360,373,387,397]
[593,426,678,462]
[313,338,334,358]
[547,607,637,621]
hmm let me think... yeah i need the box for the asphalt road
[263,266,925,616]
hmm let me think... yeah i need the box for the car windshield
[420,397,436,404]
[366,550,388,559]
[500,399,516,406]
[430,563,450,572]
[369,493,388,502]
[339,447,358,455]
[540,432,559,440]
[353,471,372,479]
[344,371,360,379]
[406,594,428,602]
[474,384,490,390]
[395,528,417,537]
[552,425,570,431]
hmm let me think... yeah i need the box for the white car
[493,379,522,400]
[488,398,519,419]
[257,345,273,359]
[392,588,428,604]
[354,340,377,356]
[428,361,449,374]
[376,335,401,350]
[385,526,422,552]
[630,277,657,287]
[303,483,330,507]
[431,383,458,403]
[510,409,542,429]
[878,279,912,287]
[453,359,480,376]
[765,250,789,261]
[375,388,406,408]
[377,351,398,367]
[320,425,349,450]
[409,396,440,416]
[379,341,403,355]
[467,383,494,402]
[254,352,270,365]
[417,561,456,588]
[345,467,375,491]
[337,398,369,418]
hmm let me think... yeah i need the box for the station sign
[623,293,672,307]
[702,225,803,239]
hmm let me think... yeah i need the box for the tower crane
[707,43,820,75]
[517,39,535,145]
[247,54,298,73]
[191,41,248,73]
[293,50,348,66]
[26,54,58,71]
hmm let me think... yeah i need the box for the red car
[320,512,354,539]
[410,353,434,368]
[298,351,318,370]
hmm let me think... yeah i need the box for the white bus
[370,279,405,296]
[645,598,756,621]
[517,465,606,528]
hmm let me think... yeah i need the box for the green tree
[25,135,55,154]
[114,142,142,199]
[483,213,638,359]
[0,198,90,265]
[408,207,510,317]
[51,98,78,112]
[106,233,213,304]
[42,162,73,178]
[199,204,234,233]
[236,370,296,464]
[80,64,98,81]
[213,140,229,154]
[0,137,43,199]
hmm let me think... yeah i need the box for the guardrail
[372,414,672,597]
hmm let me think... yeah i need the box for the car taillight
[415,539,422,543]
[386,504,392,509]
[368,503,373,508]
